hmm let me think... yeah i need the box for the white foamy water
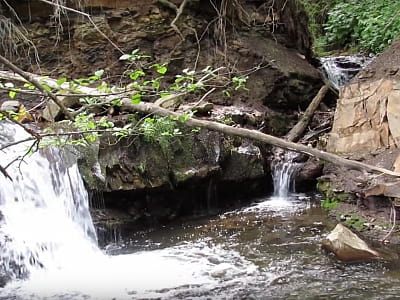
[0,121,258,299]
[320,55,373,90]
[272,150,301,198]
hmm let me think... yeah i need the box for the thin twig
[170,0,189,39]
[381,201,397,243]
[0,54,74,120]
[37,0,124,54]
[190,87,216,108]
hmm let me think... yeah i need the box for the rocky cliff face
[327,40,400,159]
[6,0,321,110]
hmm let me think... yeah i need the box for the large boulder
[323,40,400,229]
[80,128,267,192]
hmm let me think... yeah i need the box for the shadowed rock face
[4,0,321,111]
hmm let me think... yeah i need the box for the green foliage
[231,76,249,91]
[317,0,400,54]
[139,115,183,159]
[343,215,365,231]
[321,198,338,210]
[317,181,345,211]
[1,48,249,156]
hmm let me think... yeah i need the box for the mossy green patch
[317,180,348,211]
[342,215,366,231]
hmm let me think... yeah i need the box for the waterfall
[0,121,98,283]
[271,150,300,198]
[320,55,373,90]
[0,122,227,299]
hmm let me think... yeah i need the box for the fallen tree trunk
[1,69,399,178]
[121,99,400,178]
[285,85,328,142]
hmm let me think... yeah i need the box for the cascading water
[271,150,301,198]
[0,121,98,282]
[0,121,257,299]
[320,55,373,90]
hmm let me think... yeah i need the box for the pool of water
[6,193,394,300]
[106,193,400,300]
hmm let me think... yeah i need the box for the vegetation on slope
[301,0,400,55]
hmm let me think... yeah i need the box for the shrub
[322,0,400,54]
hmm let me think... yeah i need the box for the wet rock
[193,103,214,116]
[294,160,322,192]
[82,128,267,192]
[322,223,381,262]
[220,144,264,181]
[42,97,80,121]
[295,160,322,183]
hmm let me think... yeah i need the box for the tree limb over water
[0,59,399,179]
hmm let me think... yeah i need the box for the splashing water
[1,122,400,299]
[0,122,258,299]
[271,150,301,198]
[0,121,98,282]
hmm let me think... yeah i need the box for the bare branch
[0,165,12,181]
[0,54,74,120]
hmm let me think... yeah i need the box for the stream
[1,121,400,299]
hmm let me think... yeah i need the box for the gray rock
[322,223,381,262]
[1,100,20,112]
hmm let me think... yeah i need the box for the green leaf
[223,90,231,97]
[131,49,140,55]
[131,93,141,104]
[119,54,131,61]
[160,92,171,98]
[112,99,122,106]
[56,78,67,86]
[175,76,185,83]
[152,80,160,90]
[156,66,167,74]
[42,84,52,92]
[129,70,145,80]
[8,90,16,99]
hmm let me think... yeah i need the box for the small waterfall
[320,55,373,90]
[271,150,301,198]
[0,121,98,282]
